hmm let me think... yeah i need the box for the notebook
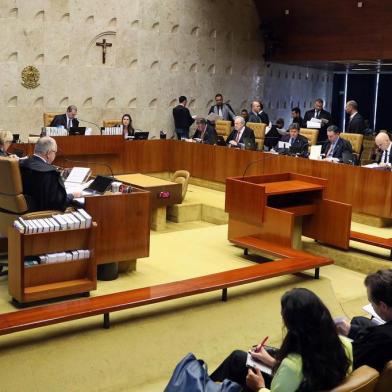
[82,175,113,195]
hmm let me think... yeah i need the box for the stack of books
[43,127,68,136]
[101,126,122,135]
[24,249,91,267]
[14,209,92,234]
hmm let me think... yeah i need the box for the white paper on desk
[362,163,380,168]
[246,353,272,375]
[65,179,93,194]
[309,145,322,160]
[278,141,290,149]
[307,119,321,129]
[362,303,386,325]
[85,128,92,135]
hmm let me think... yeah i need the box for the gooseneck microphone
[77,118,101,132]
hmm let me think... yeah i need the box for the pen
[254,336,269,353]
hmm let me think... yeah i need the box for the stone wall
[0,0,266,139]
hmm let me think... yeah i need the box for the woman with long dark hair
[121,114,135,137]
[211,288,352,391]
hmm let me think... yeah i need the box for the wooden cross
[96,39,112,64]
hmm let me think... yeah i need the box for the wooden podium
[226,172,352,251]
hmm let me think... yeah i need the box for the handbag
[164,353,242,392]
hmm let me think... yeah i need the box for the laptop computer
[243,137,256,151]
[134,131,149,140]
[69,127,86,136]
[216,135,226,146]
[82,175,113,195]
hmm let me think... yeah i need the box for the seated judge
[49,105,79,129]
[121,113,135,138]
[20,136,80,212]
[0,130,18,158]
[321,125,353,161]
[248,100,270,125]
[192,117,218,145]
[375,132,392,166]
[280,123,309,155]
[226,116,256,148]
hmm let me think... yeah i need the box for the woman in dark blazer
[121,114,135,137]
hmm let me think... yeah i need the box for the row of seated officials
[166,269,392,391]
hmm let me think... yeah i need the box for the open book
[65,167,92,184]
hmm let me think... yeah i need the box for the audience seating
[103,119,121,128]
[171,170,190,202]
[300,128,319,146]
[340,132,364,160]
[43,112,61,127]
[329,365,379,392]
[215,120,231,138]
[246,122,266,150]
[375,360,392,392]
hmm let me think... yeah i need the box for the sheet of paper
[246,352,272,375]
[65,167,91,183]
[278,141,290,149]
[362,303,386,325]
[362,163,379,168]
[309,145,322,160]
[65,179,93,194]
[307,120,321,129]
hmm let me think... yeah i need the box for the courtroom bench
[0,254,331,336]
[350,231,392,259]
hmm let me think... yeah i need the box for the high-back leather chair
[215,120,231,138]
[247,122,266,150]
[328,365,379,392]
[103,119,121,128]
[171,170,190,202]
[300,128,319,147]
[375,361,392,392]
[340,133,364,158]
[43,112,62,127]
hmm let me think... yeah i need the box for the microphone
[63,157,114,178]
[78,118,101,132]
[241,153,280,179]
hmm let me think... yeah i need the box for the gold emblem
[21,65,40,89]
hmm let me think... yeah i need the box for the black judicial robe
[19,155,70,212]
[50,114,79,129]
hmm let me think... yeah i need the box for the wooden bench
[350,231,392,259]
[0,255,331,336]
[230,235,328,278]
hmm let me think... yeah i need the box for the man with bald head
[20,136,80,211]
[345,100,365,134]
[375,132,392,166]
[226,116,256,148]
[248,100,269,125]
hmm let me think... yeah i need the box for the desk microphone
[63,157,114,178]
[78,118,101,132]
[241,152,280,179]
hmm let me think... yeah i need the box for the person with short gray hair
[19,136,80,211]
[226,116,256,149]
[345,100,365,134]
[50,105,79,129]
[0,130,14,157]
[192,117,218,145]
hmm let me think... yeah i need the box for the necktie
[327,143,335,157]
[315,110,319,118]
[67,118,71,129]
[235,130,241,143]
[384,151,388,163]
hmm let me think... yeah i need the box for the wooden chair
[300,128,319,146]
[340,132,364,160]
[329,365,379,392]
[103,119,121,128]
[43,112,61,127]
[215,120,231,138]
[171,170,190,202]
[375,360,392,392]
[246,122,266,150]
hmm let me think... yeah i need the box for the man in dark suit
[345,100,366,134]
[208,93,235,122]
[226,116,255,148]
[50,105,79,129]
[375,132,392,166]
[336,269,392,372]
[321,125,353,161]
[303,98,332,142]
[280,123,309,155]
[192,118,217,145]
[291,107,305,128]
[248,100,269,125]
[172,96,195,139]
[20,136,79,212]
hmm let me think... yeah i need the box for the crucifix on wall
[96,38,112,64]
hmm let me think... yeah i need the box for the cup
[111,181,122,193]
